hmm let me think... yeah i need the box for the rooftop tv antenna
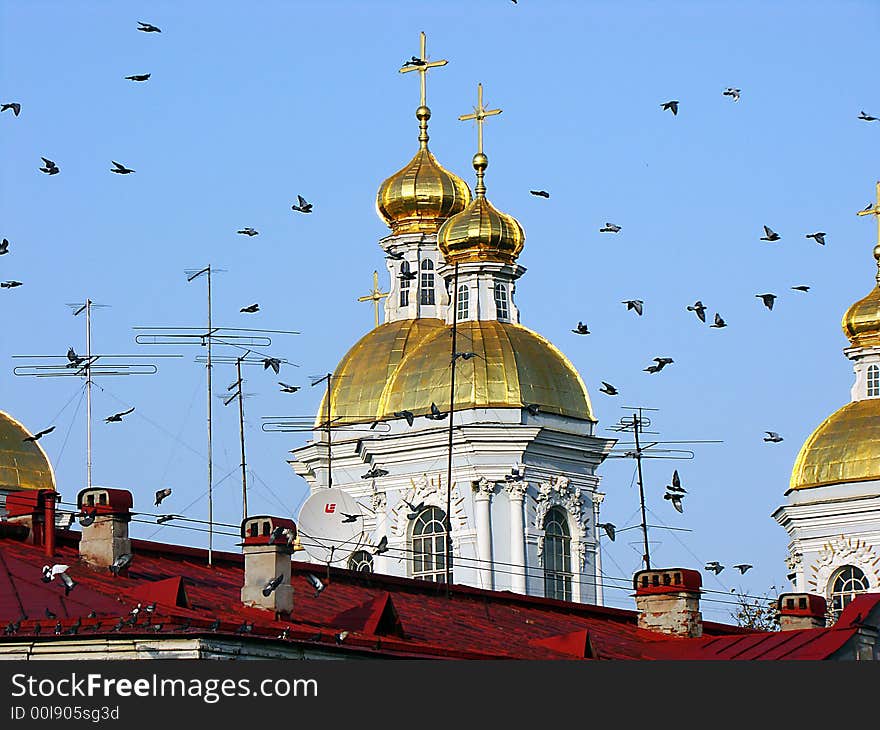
[13,299,178,489]
[133,265,298,566]
[606,406,721,571]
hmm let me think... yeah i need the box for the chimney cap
[778,592,827,618]
[76,487,133,514]
[634,567,702,595]
[240,515,297,545]
[5,489,58,518]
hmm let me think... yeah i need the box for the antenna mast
[445,261,459,593]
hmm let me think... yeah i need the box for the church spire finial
[856,181,880,285]
[399,31,448,148]
[458,83,502,197]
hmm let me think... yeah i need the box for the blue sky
[1,0,878,622]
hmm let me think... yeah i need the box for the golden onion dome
[376,106,472,236]
[0,410,56,491]
[319,320,593,425]
[437,153,525,265]
[842,244,880,347]
[790,399,880,491]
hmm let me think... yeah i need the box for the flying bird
[79,507,97,527]
[791,285,811,292]
[858,111,878,122]
[644,357,673,374]
[425,401,447,420]
[240,303,260,313]
[596,382,617,397]
[305,573,325,596]
[154,487,172,506]
[109,553,133,575]
[362,465,389,479]
[667,469,686,494]
[733,564,753,574]
[291,194,313,213]
[571,322,590,335]
[237,227,259,236]
[278,382,300,393]
[373,535,389,555]
[23,426,54,443]
[599,223,621,233]
[760,225,780,242]
[340,512,360,523]
[524,403,541,416]
[0,238,8,255]
[756,293,777,310]
[401,56,427,68]
[622,300,644,316]
[710,313,727,328]
[664,492,684,513]
[805,231,826,245]
[704,561,724,575]
[39,157,59,175]
[764,431,783,443]
[124,74,151,82]
[453,351,478,361]
[262,357,281,374]
[530,190,550,198]
[687,301,707,322]
[42,565,76,595]
[262,574,284,597]
[137,21,161,32]
[394,409,415,427]
[398,270,417,282]
[66,347,85,367]
[403,499,425,518]
[104,407,135,423]
[1,281,22,289]
[1,102,21,116]
[155,515,176,524]
[110,161,135,174]
[661,100,679,115]
[384,249,405,260]
[722,88,741,102]
[597,522,616,541]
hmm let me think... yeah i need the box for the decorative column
[506,481,528,594]
[472,478,495,590]
[371,489,389,574]
[591,492,605,605]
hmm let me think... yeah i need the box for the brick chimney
[240,515,296,614]
[778,593,827,630]
[634,568,703,638]
[76,487,132,571]
[5,489,59,557]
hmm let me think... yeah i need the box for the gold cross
[357,270,389,328]
[458,83,502,155]
[399,31,447,108]
[857,181,880,246]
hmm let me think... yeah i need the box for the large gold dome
[0,410,56,491]
[790,399,880,491]
[376,106,471,236]
[319,319,594,425]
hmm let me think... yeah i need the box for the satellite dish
[296,489,366,564]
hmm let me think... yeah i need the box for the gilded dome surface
[790,399,880,490]
[437,153,524,265]
[0,410,56,491]
[376,107,471,236]
[842,245,880,347]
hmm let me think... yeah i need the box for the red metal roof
[0,529,874,660]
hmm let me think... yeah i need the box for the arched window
[411,506,450,583]
[347,550,374,573]
[399,261,411,307]
[456,284,469,321]
[868,365,880,397]
[830,565,869,614]
[494,281,509,321]
[420,259,435,305]
[543,506,572,601]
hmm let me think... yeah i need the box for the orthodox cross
[399,31,447,107]
[357,270,388,328]
[458,83,502,155]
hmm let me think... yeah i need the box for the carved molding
[806,535,880,596]
[504,481,528,501]
[389,473,467,539]
[472,477,496,501]
[533,474,591,570]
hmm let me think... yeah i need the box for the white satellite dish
[296,489,366,565]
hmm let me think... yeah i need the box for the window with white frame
[420,259,435,305]
[829,565,869,615]
[456,284,469,321]
[543,506,572,601]
[347,550,374,573]
[868,365,880,397]
[411,506,450,583]
[494,281,509,320]
[399,261,410,307]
